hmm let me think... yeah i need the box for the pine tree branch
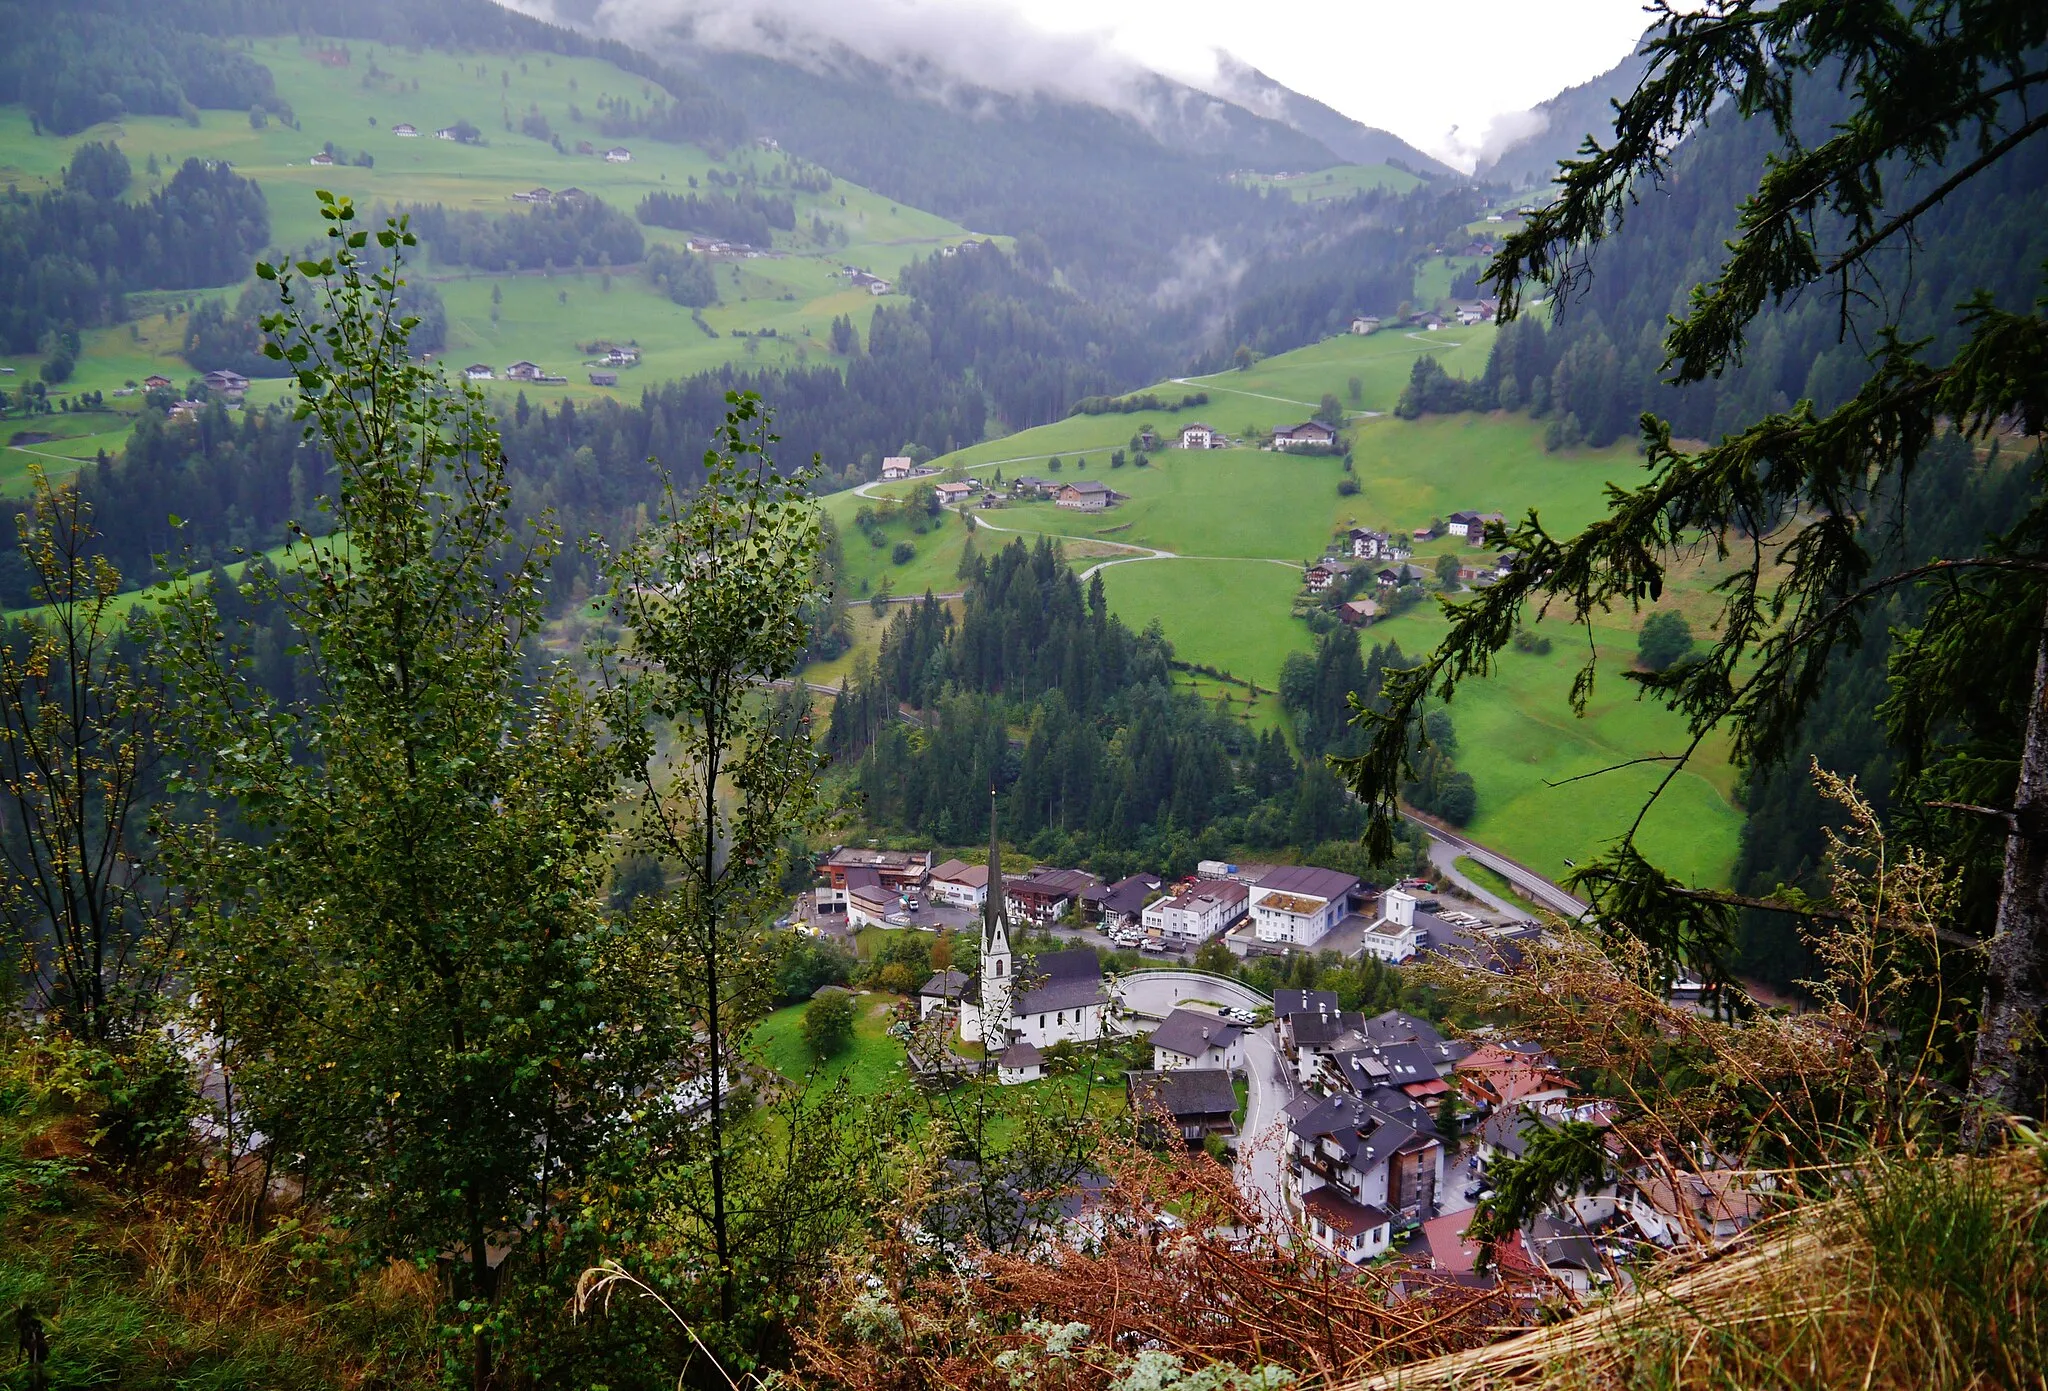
[1825,106,2048,275]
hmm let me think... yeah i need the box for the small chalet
[1272,420,1338,450]
[1446,511,1505,543]
[1004,867,1101,926]
[512,188,553,204]
[1304,564,1336,592]
[1349,528,1392,559]
[603,347,639,365]
[589,370,619,387]
[604,146,633,162]
[1149,1010,1244,1073]
[865,278,892,296]
[1339,598,1381,627]
[917,969,970,1018]
[1349,315,1381,335]
[1012,475,1058,497]
[554,187,589,204]
[998,1042,1045,1085]
[1082,872,1164,930]
[203,369,249,397]
[1178,422,1217,449]
[1127,1068,1238,1145]
[880,456,914,480]
[142,374,173,391]
[1375,563,1426,590]
[309,151,335,166]
[463,364,495,381]
[391,123,419,137]
[504,361,546,382]
[934,480,975,506]
[1055,479,1112,511]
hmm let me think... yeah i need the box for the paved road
[1426,839,1518,914]
[1404,813,1589,919]
[1113,970,1293,1225]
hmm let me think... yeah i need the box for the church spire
[983,785,1008,952]
[980,786,1013,1039]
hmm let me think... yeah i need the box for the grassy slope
[751,992,910,1095]
[1232,163,1425,201]
[812,325,1745,886]
[0,36,984,486]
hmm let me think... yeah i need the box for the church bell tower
[979,787,1013,1043]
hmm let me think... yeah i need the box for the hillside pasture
[1233,164,1426,201]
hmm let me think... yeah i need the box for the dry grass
[1353,1148,2048,1391]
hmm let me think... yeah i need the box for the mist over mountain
[1200,54,1454,177]
[1473,40,1650,187]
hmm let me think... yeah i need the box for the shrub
[1637,611,1695,672]
[801,992,855,1058]
[1337,477,1360,496]
[891,541,915,565]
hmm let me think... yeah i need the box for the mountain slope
[1204,54,1456,177]
[1474,43,1650,188]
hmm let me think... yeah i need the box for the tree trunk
[1965,599,2048,1145]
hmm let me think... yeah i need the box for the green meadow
[812,327,1743,886]
[750,991,911,1096]
[0,34,986,421]
[1233,163,1425,201]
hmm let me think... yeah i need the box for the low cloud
[1437,108,1550,174]
[520,0,1170,120]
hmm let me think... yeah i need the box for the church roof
[1011,948,1108,1015]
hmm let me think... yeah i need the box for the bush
[801,992,855,1059]
[1512,628,1553,655]
[1336,476,1360,496]
[1637,611,1696,672]
[777,938,855,1000]
[891,541,915,565]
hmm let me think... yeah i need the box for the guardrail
[1115,967,1274,1003]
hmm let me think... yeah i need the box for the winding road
[1115,970,1294,1226]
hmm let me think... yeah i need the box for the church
[957,792,1112,1056]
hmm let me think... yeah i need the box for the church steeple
[980,786,1013,1037]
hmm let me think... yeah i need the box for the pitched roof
[1420,1208,1481,1273]
[1061,478,1111,495]
[1149,1009,1244,1059]
[1290,1090,1425,1172]
[919,969,969,1000]
[1008,867,1100,899]
[1086,872,1163,916]
[1302,1185,1392,1237]
[1012,949,1108,1016]
[1363,1010,1446,1050]
[932,859,990,888]
[1288,1008,1365,1049]
[1127,1067,1237,1119]
[1000,1041,1043,1068]
[1275,989,1339,1016]
[1255,865,1360,903]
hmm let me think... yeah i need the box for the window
[996,959,1005,976]
[1038,1015,1046,1028]
[1057,1012,1065,1025]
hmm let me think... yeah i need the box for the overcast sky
[1013,0,1653,167]
[563,0,1654,170]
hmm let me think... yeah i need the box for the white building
[928,859,990,908]
[880,456,914,480]
[1249,866,1360,948]
[1359,888,1423,964]
[463,364,495,381]
[604,146,633,162]
[1150,1009,1245,1072]
[1178,422,1216,449]
[1143,880,1249,946]
[392,123,419,137]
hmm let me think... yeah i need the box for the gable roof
[1086,872,1163,916]
[1303,1185,1392,1236]
[1060,478,1111,495]
[1012,949,1108,1016]
[1008,867,1100,899]
[1149,1008,1244,1059]
[1000,1041,1044,1068]
[1363,1010,1447,1050]
[1127,1067,1237,1119]
[1275,988,1339,1016]
[919,968,970,1000]
[1288,1008,1366,1049]
[1290,1091,1422,1171]
[1256,864,1360,903]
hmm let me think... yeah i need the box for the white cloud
[509,0,1651,169]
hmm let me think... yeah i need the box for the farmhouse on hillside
[934,480,976,506]
[1271,420,1338,450]
[143,374,172,391]
[604,146,633,162]
[309,151,335,166]
[1350,315,1381,335]
[505,361,545,382]
[1178,422,1218,449]
[589,371,619,387]
[1304,564,1336,592]
[391,122,418,137]
[1446,510,1505,542]
[1339,598,1381,627]
[1055,479,1113,511]
[463,364,494,381]
[880,456,914,480]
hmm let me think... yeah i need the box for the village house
[934,480,976,506]
[1620,1169,1764,1247]
[865,278,892,296]
[1249,865,1360,947]
[504,361,546,382]
[1142,879,1249,946]
[822,848,931,895]
[1339,598,1381,627]
[1011,475,1058,497]
[1055,479,1113,511]
[588,371,619,387]
[917,968,970,1019]
[1004,867,1102,926]
[603,347,639,366]
[309,151,335,166]
[463,364,495,381]
[1283,1005,1368,1082]
[1376,562,1427,590]
[1445,510,1506,543]
[928,859,991,908]
[1302,1186,1395,1265]
[1083,872,1164,931]
[880,456,915,480]
[1149,1009,1245,1072]
[1349,528,1393,559]
[1271,420,1338,450]
[1288,1090,1444,1248]
[512,188,553,204]
[143,374,173,391]
[1304,564,1336,593]
[840,866,899,929]
[1349,315,1382,335]
[1456,1041,1575,1115]
[1359,887,1423,963]
[391,122,418,137]
[1127,1068,1238,1145]
[1274,988,1339,1017]
[1178,422,1218,449]
[203,369,250,398]
[998,1042,1045,1084]
[604,146,633,162]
